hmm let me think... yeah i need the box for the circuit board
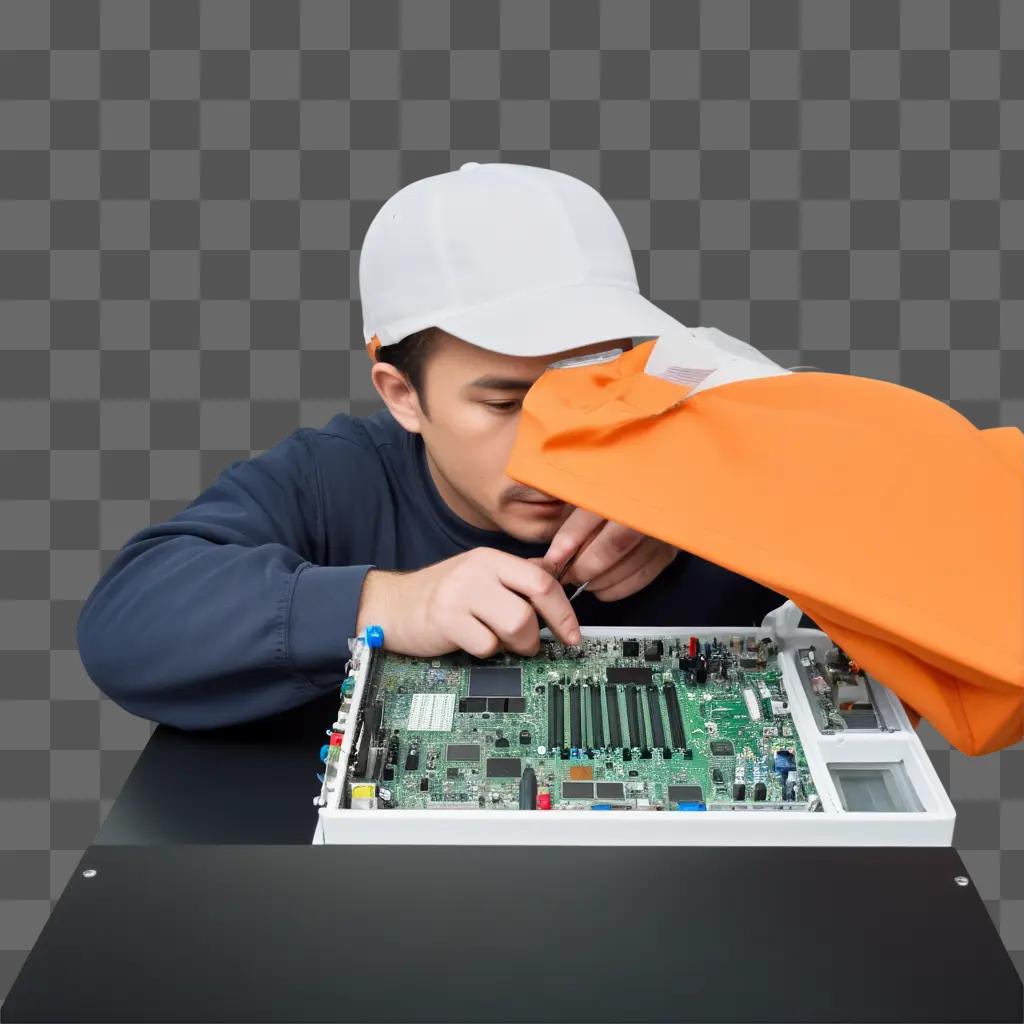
[345,631,819,812]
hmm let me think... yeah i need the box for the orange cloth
[506,338,1024,756]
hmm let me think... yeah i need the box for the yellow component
[351,784,376,799]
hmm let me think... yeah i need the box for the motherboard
[333,631,821,813]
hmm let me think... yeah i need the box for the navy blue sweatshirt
[76,409,788,730]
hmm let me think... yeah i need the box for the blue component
[591,803,614,811]
[675,801,707,811]
[340,678,355,697]
[319,744,330,764]
[774,750,796,776]
[570,747,578,758]
[364,625,384,648]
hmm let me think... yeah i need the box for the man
[76,162,786,730]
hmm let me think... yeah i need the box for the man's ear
[371,363,424,434]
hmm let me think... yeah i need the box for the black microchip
[710,740,735,757]
[446,744,480,761]
[459,697,488,713]
[446,767,460,779]
[712,768,724,784]
[595,782,625,800]
[561,781,595,798]
[621,640,640,657]
[607,666,653,685]
[668,785,704,804]
[486,757,522,778]
[469,666,522,698]
[643,641,664,661]
[419,777,429,792]
[486,696,527,713]
[495,737,510,748]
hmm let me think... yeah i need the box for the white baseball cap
[359,160,686,362]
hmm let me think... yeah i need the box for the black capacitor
[754,781,767,801]
[712,768,724,784]
[695,664,707,685]
[732,783,746,801]
[404,746,420,771]
[519,729,531,745]
[519,766,538,810]
[419,776,429,792]
[495,737,510,748]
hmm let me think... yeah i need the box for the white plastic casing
[314,601,955,847]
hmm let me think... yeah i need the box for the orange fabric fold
[506,338,1024,756]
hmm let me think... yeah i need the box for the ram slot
[590,683,605,749]
[663,684,687,751]
[548,683,558,750]
[646,685,666,750]
[605,684,622,748]
[553,684,564,751]
[626,685,643,749]
[569,683,582,749]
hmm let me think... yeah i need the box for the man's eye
[485,400,521,412]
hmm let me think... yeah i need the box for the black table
[3,694,1022,1023]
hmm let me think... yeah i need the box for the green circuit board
[345,632,818,812]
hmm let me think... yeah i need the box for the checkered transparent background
[2,0,1023,1003]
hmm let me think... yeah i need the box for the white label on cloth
[643,324,791,400]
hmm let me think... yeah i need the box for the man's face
[375,330,630,541]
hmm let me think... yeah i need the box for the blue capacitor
[364,625,384,648]
[319,744,330,764]
[340,678,355,696]
[774,749,796,776]
[675,801,707,811]
[591,804,614,811]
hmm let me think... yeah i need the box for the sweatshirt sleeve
[75,429,375,730]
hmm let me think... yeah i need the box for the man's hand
[355,548,582,658]
[533,507,678,602]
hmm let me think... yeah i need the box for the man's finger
[584,535,665,593]
[543,506,605,572]
[492,553,581,645]
[589,544,679,602]
[471,577,547,656]
[565,520,646,583]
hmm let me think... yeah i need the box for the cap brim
[430,283,688,359]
